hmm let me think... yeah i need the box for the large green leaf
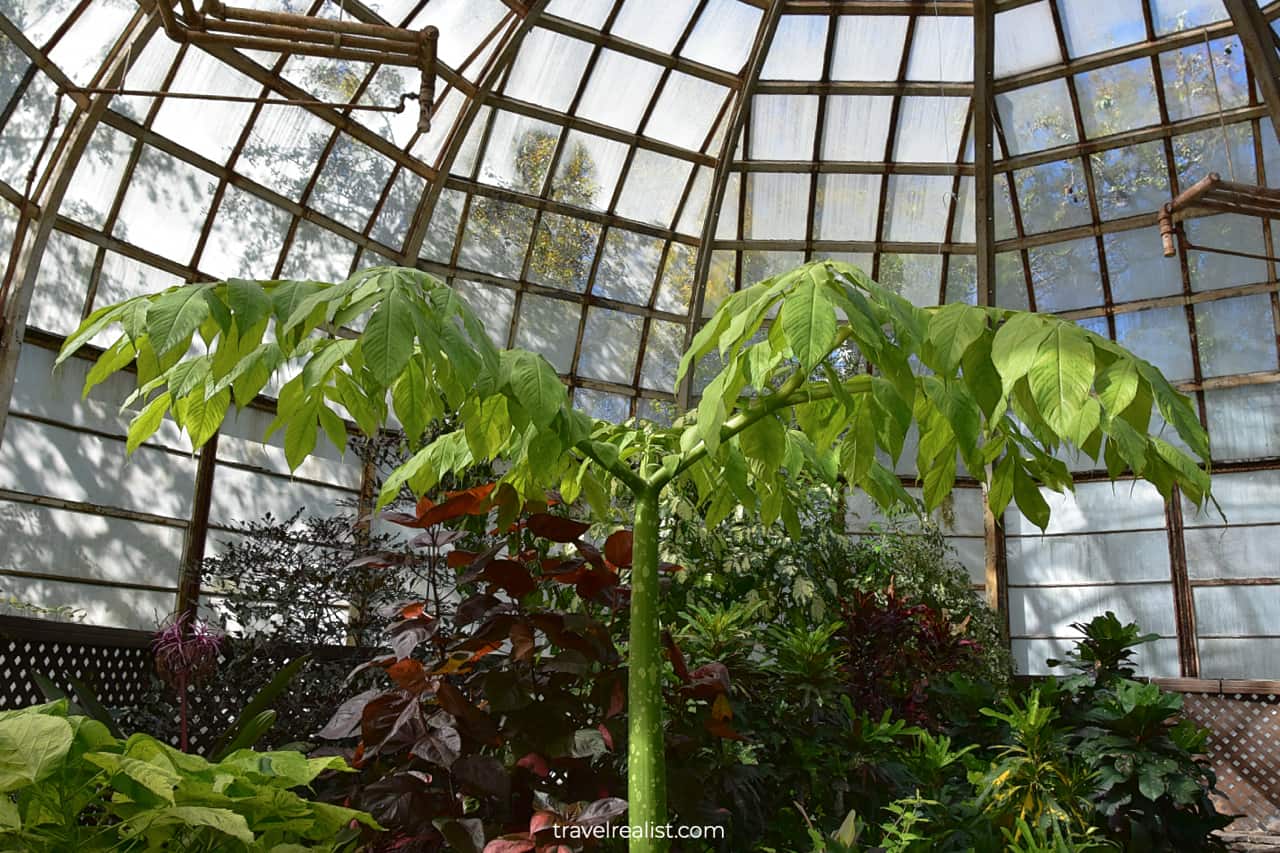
[780,269,838,371]
[924,302,988,374]
[362,283,417,386]
[991,312,1053,393]
[1026,325,1095,441]
[147,285,212,357]
[121,805,254,845]
[0,712,74,792]
[504,350,565,428]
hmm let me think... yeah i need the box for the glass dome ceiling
[4,0,1279,424]
[3,1,1280,676]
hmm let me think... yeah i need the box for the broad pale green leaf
[987,451,1016,517]
[85,753,180,803]
[0,713,73,792]
[127,393,171,455]
[392,357,432,443]
[924,302,988,374]
[363,284,417,387]
[1095,356,1139,417]
[122,806,253,844]
[780,270,837,371]
[1026,325,1095,440]
[991,312,1052,393]
[147,284,212,357]
[1012,463,1052,531]
[505,350,565,428]
[56,300,131,365]
[225,279,273,333]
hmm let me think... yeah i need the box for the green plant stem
[627,486,667,852]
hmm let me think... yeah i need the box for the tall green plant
[58,260,1213,852]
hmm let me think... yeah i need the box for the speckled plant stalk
[627,488,666,852]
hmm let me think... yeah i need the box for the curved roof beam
[0,8,160,448]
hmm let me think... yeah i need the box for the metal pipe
[419,26,438,133]
[183,30,422,67]
[1170,173,1220,208]
[201,16,421,57]
[61,87,416,113]
[206,0,419,43]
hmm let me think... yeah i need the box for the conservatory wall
[1,0,1280,681]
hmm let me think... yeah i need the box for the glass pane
[878,254,942,307]
[514,293,580,372]
[761,16,827,80]
[1027,237,1103,312]
[578,307,643,383]
[744,173,810,240]
[1057,0,1146,57]
[478,112,561,195]
[527,213,601,293]
[681,0,763,71]
[550,132,629,211]
[1075,59,1160,139]
[458,197,537,279]
[893,97,967,162]
[994,2,1061,77]
[749,95,818,159]
[821,96,892,161]
[504,29,593,111]
[612,0,699,52]
[905,16,972,82]
[1114,307,1195,382]
[1104,228,1183,301]
[1091,141,1172,220]
[1195,295,1278,377]
[815,174,881,241]
[595,229,664,305]
[576,50,664,133]
[614,150,693,228]
[646,73,730,151]
[1011,158,1093,235]
[640,319,686,392]
[883,175,952,243]
[1160,37,1248,123]
[995,79,1079,156]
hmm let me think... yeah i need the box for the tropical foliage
[58,259,1215,851]
[0,700,375,851]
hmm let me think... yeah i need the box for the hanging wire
[1205,28,1237,183]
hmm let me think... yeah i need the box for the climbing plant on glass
[59,261,1213,853]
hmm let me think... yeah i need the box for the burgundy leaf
[435,818,485,853]
[516,752,550,778]
[455,593,501,626]
[452,754,510,801]
[436,681,502,747]
[662,632,691,683]
[482,838,535,853]
[684,662,731,699]
[411,725,462,768]
[316,688,381,740]
[361,692,412,747]
[527,513,591,543]
[576,797,629,826]
[510,620,535,662]
[389,615,439,659]
[483,559,537,598]
[603,529,633,567]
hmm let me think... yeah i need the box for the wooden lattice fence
[0,614,365,754]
